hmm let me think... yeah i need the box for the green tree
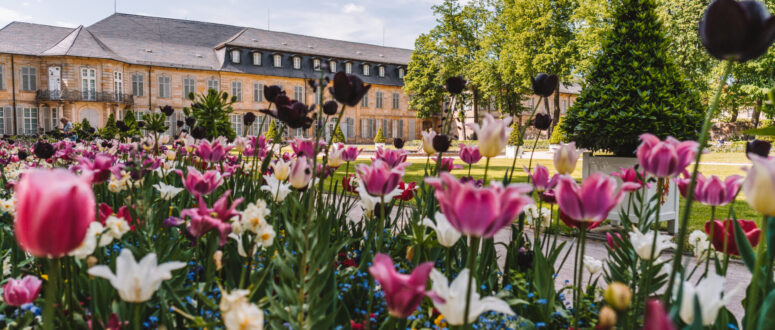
[656,0,714,93]
[548,116,566,144]
[100,112,119,139]
[121,109,140,138]
[562,0,703,156]
[373,127,386,144]
[266,120,280,142]
[404,34,445,119]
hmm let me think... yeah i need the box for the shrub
[266,120,280,142]
[561,0,703,156]
[331,125,345,143]
[184,89,237,141]
[121,109,140,138]
[548,117,567,144]
[508,121,523,146]
[374,127,386,144]
[100,113,119,140]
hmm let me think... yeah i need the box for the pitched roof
[0,13,412,69]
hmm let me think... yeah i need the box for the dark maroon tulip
[33,141,54,159]
[393,138,405,149]
[243,112,257,126]
[263,85,284,103]
[176,120,184,128]
[445,76,466,95]
[329,72,371,107]
[160,105,174,116]
[432,134,451,152]
[277,101,314,129]
[746,139,771,159]
[116,120,128,132]
[531,73,558,97]
[533,113,552,130]
[185,117,196,127]
[699,0,775,62]
[323,100,339,115]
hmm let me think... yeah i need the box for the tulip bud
[263,85,284,103]
[743,155,775,216]
[323,100,339,115]
[17,150,28,161]
[432,134,451,153]
[214,250,223,271]
[185,116,196,127]
[531,73,558,97]
[746,139,771,159]
[393,138,405,149]
[598,305,617,329]
[604,282,632,311]
[406,246,415,261]
[533,113,552,131]
[243,112,257,126]
[699,0,775,62]
[160,105,174,116]
[33,141,55,159]
[445,76,466,95]
[422,130,437,155]
[87,256,99,269]
[553,142,580,175]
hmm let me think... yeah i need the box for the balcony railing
[36,89,134,105]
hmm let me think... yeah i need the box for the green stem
[508,96,544,183]
[665,59,734,303]
[43,258,60,330]
[133,303,142,330]
[483,157,491,184]
[745,216,768,330]
[575,229,587,322]
[462,236,480,326]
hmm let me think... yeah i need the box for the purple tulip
[77,154,122,184]
[176,166,223,196]
[425,172,533,238]
[523,164,557,192]
[373,147,410,170]
[636,133,699,178]
[369,253,433,319]
[556,174,635,229]
[458,144,482,165]
[694,174,743,206]
[195,139,233,163]
[290,138,325,158]
[180,191,242,245]
[2,275,42,306]
[434,156,463,173]
[340,145,362,162]
[357,159,405,196]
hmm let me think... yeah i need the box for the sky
[0,0,445,49]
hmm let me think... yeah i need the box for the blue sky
[0,0,445,49]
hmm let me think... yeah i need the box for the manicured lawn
[324,151,757,233]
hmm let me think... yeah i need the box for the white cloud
[342,3,365,14]
[0,6,33,27]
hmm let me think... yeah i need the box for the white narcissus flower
[583,255,602,275]
[88,249,186,303]
[154,182,184,200]
[468,113,512,158]
[688,230,714,263]
[688,230,708,247]
[0,197,16,215]
[99,215,131,247]
[423,212,462,248]
[256,224,276,248]
[237,201,271,235]
[3,256,11,276]
[223,302,264,330]
[629,227,676,261]
[429,268,514,325]
[678,272,742,326]
[219,289,251,313]
[260,174,291,202]
[70,222,105,259]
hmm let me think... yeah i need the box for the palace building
[0,13,418,143]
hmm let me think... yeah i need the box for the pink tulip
[290,138,325,158]
[694,174,742,206]
[458,144,482,165]
[180,191,242,245]
[373,147,410,170]
[2,275,42,306]
[77,154,122,184]
[425,172,534,238]
[636,133,699,178]
[556,174,634,230]
[340,145,362,162]
[611,167,648,191]
[606,232,622,250]
[434,156,463,172]
[15,169,95,257]
[644,299,676,330]
[175,166,223,196]
[369,253,434,319]
[524,164,558,192]
[357,159,405,196]
[195,139,233,163]
[288,156,313,189]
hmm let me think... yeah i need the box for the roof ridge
[81,28,124,60]
[217,27,249,49]
[96,12,242,30]
[42,25,82,56]
[242,27,413,52]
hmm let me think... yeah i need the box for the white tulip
[429,268,515,325]
[154,182,184,200]
[421,130,437,156]
[629,227,676,261]
[468,113,512,158]
[88,249,186,303]
[260,175,291,202]
[272,159,291,181]
[678,272,741,326]
[583,255,602,275]
[423,212,462,248]
[70,222,105,259]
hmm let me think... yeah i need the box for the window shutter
[398,120,404,139]
[408,120,415,141]
[15,106,23,135]
[42,107,50,131]
[346,118,354,138]
[2,106,10,135]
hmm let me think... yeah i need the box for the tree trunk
[730,99,738,122]
[753,99,763,128]
[551,79,561,136]
[472,87,480,126]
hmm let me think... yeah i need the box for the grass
[324,151,757,233]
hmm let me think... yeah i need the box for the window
[398,67,405,79]
[232,81,242,102]
[345,62,352,74]
[382,119,389,138]
[230,49,241,64]
[131,73,144,97]
[253,83,263,102]
[375,91,383,108]
[113,71,123,99]
[392,93,400,109]
[329,61,337,73]
[183,77,196,98]
[293,56,302,69]
[273,54,282,67]
[345,118,354,138]
[363,64,370,76]
[21,67,37,91]
[0,66,5,90]
[361,92,369,108]
[23,107,38,135]
[81,68,95,100]
[51,107,58,130]
[252,52,262,66]
[313,58,321,71]
[230,114,243,137]
[158,76,171,98]
[378,66,385,77]
[207,79,219,92]
[293,86,303,101]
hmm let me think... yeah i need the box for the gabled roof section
[41,26,121,60]
[0,22,74,55]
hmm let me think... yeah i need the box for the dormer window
[293,56,302,70]
[252,52,262,66]
[363,64,370,76]
[398,67,405,79]
[273,54,282,67]
[329,60,337,73]
[313,58,321,71]
[378,66,385,77]
[345,62,352,74]
[230,49,241,64]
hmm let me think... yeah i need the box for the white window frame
[313,59,321,71]
[183,77,196,98]
[51,107,58,130]
[158,75,171,98]
[398,67,405,79]
[131,73,144,97]
[23,107,38,135]
[376,91,383,108]
[0,65,5,90]
[361,92,369,108]
[253,83,263,102]
[21,66,37,91]
[81,68,96,100]
[329,61,337,73]
[363,64,370,76]
[113,71,123,98]
[230,49,241,64]
[293,56,302,70]
[273,54,282,67]
[232,81,242,102]
[293,86,303,102]
[345,62,352,74]
[378,66,385,77]
[392,92,400,109]
[252,52,262,66]
[207,79,219,92]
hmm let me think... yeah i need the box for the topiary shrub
[561,0,703,156]
[331,125,346,143]
[100,113,119,140]
[548,117,567,144]
[265,120,280,142]
[374,127,386,144]
[508,121,523,146]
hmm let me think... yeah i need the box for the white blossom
[88,249,185,303]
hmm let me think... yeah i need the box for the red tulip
[395,181,417,201]
[369,253,433,318]
[15,169,95,257]
[606,232,622,250]
[704,219,760,255]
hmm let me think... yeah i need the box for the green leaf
[757,290,775,329]
[733,219,756,273]
[768,217,775,262]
